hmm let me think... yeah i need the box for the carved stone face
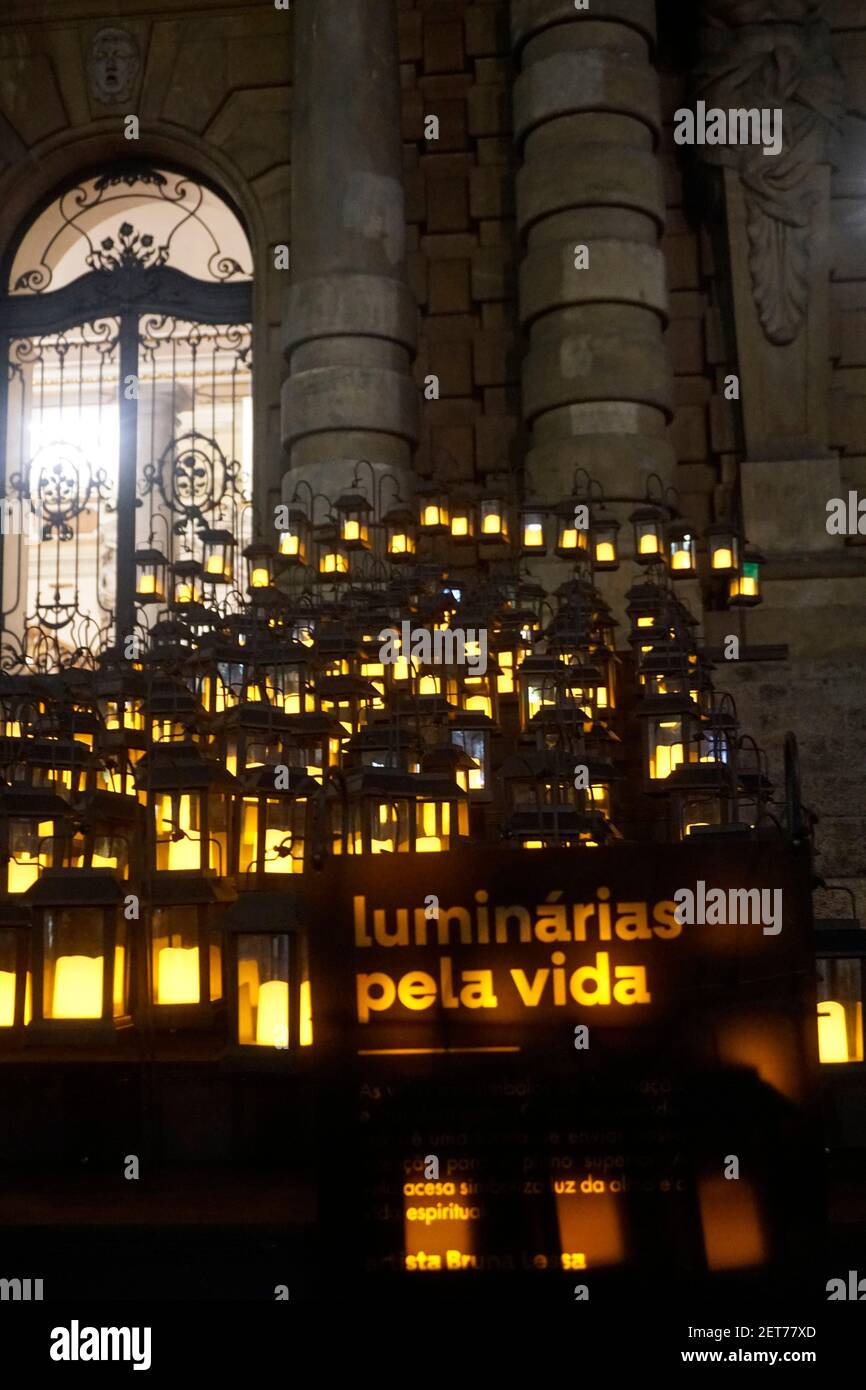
[87,28,140,106]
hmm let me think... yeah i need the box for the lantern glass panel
[452,730,486,790]
[7,819,53,893]
[366,799,411,854]
[152,905,200,1006]
[237,933,290,1048]
[817,957,864,1064]
[649,718,685,780]
[0,928,24,1027]
[154,792,204,871]
[43,907,105,1020]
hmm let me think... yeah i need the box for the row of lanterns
[2,460,858,1064]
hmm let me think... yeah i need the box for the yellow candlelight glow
[0,970,15,1026]
[595,540,615,563]
[817,1000,858,1064]
[482,513,501,535]
[713,547,733,570]
[390,533,408,553]
[559,527,578,550]
[415,836,442,853]
[113,945,126,1013]
[264,829,296,873]
[343,520,360,542]
[256,979,289,1046]
[672,548,692,571]
[206,554,225,575]
[8,859,40,894]
[422,505,444,527]
[451,515,469,537]
[250,567,270,588]
[157,946,200,1005]
[300,980,313,1046]
[137,574,157,595]
[53,955,103,1019]
[639,532,659,555]
[280,532,300,556]
[651,741,684,780]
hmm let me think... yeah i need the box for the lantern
[815,920,865,1066]
[1,784,69,894]
[335,491,373,550]
[315,527,350,579]
[707,521,740,575]
[26,870,131,1039]
[148,876,234,1027]
[139,744,236,875]
[479,496,509,543]
[589,512,620,571]
[728,548,765,607]
[284,713,344,782]
[0,901,31,1041]
[330,768,469,855]
[236,766,308,881]
[518,507,546,556]
[630,504,667,562]
[277,508,311,566]
[244,541,276,594]
[417,489,450,535]
[200,527,235,584]
[225,892,312,1057]
[554,499,589,558]
[639,693,700,784]
[134,547,168,604]
[517,655,563,730]
[666,763,738,841]
[169,558,204,608]
[449,711,494,799]
[666,521,697,578]
[449,500,476,544]
[384,503,416,561]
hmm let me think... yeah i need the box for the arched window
[0,164,253,671]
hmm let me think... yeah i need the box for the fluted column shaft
[282,0,419,502]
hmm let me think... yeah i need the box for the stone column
[511,0,675,605]
[282,0,419,504]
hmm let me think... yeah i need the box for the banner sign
[307,842,820,1286]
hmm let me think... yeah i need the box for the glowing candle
[157,946,200,1004]
[524,523,544,547]
[256,979,289,1046]
[712,547,733,570]
[8,860,39,895]
[250,567,270,588]
[206,554,225,575]
[595,540,615,563]
[280,532,300,556]
[113,945,126,1013]
[482,513,501,535]
[343,520,360,542]
[300,981,313,1046]
[451,515,469,537]
[818,1001,850,1064]
[416,836,442,853]
[137,574,157,595]
[639,532,659,555]
[390,533,407,554]
[560,528,578,550]
[53,955,103,1019]
[672,548,692,571]
[0,970,16,1026]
